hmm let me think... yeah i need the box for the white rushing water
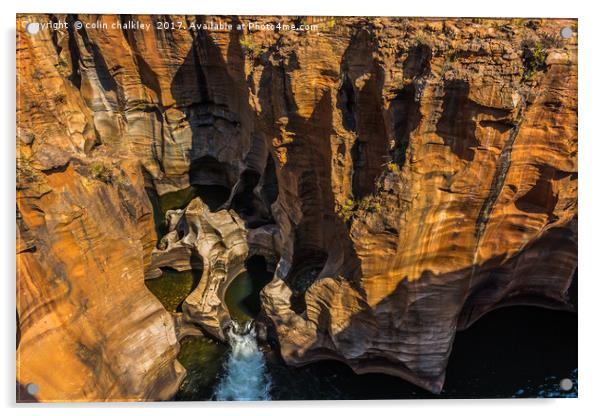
[214,321,271,401]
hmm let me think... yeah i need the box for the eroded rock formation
[152,197,249,338]
[17,14,577,399]
[16,156,184,401]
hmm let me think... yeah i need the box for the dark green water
[174,257,274,400]
[173,304,577,400]
[176,336,228,400]
[145,256,274,400]
[224,257,274,323]
[144,183,238,400]
[144,267,227,400]
[145,269,201,313]
[145,259,577,399]
[168,270,577,400]
[224,272,255,322]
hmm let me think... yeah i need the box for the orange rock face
[16,15,186,401]
[17,14,577,399]
[261,17,577,392]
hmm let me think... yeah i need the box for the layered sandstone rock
[17,14,577,399]
[16,158,185,401]
[261,18,578,392]
[16,15,186,402]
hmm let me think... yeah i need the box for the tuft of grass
[89,161,113,183]
[521,39,548,82]
[240,38,263,58]
[338,198,356,222]
[358,196,381,214]
[386,161,400,173]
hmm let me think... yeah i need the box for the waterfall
[214,321,271,401]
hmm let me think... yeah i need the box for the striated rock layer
[16,160,185,401]
[17,14,577,399]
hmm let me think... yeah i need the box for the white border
[3,1,599,415]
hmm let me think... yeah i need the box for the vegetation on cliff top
[521,32,563,82]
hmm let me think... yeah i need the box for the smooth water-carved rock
[183,204,248,338]
[152,198,249,339]
[17,14,577,398]
[259,18,576,393]
[147,210,198,279]
[248,225,281,271]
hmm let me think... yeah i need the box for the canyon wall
[17,15,577,399]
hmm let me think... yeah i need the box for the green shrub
[521,40,548,82]
[339,198,356,221]
[539,32,563,49]
[240,38,263,58]
[90,161,113,183]
[358,196,381,213]
[17,158,37,183]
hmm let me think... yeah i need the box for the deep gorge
[144,183,577,400]
[16,15,577,401]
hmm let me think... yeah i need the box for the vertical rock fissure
[390,83,422,169]
[474,99,527,249]
[65,15,82,89]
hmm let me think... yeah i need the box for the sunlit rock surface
[17,14,577,399]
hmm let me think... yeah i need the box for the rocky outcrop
[260,18,577,392]
[17,14,577,399]
[146,209,199,278]
[151,200,281,338]
[248,225,281,272]
[16,159,185,401]
[152,197,249,338]
[16,14,187,402]
[263,21,577,392]
[180,200,247,338]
